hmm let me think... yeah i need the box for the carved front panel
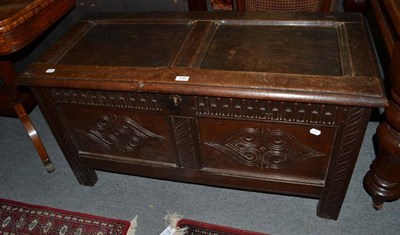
[59,105,176,164]
[74,114,165,153]
[198,118,336,183]
[205,128,325,169]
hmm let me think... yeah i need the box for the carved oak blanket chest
[18,12,386,219]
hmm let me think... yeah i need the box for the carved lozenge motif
[206,128,325,169]
[75,114,165,153]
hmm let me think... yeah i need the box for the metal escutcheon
[169,94,182,106]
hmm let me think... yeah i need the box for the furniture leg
[14,103,55,173]
[0,60,36,114]
[32,88,98,185]
[0,60,17,94]
[0,0,76,173]
[317,107,371,219]
[364,117,400,209]
[364,43,400,209]
[1,59,50,172]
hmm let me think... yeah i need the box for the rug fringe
[163,212,187,235]
[127,215,138,235]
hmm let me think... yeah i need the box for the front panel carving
[205,127,325,169]
[75,114,165,153]
[195,96,339,125]
[59,105,176,164]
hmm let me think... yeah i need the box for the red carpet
[0,198,135,234]
[177,218,268,235]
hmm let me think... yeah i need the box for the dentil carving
[75,114,165,153]
[206,128,325,169]
[51,88,162,111]
[195,96,339,125]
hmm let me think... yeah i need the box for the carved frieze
[195,96,339,125]
[75,114,165,153]
[50,88,162,111]
[206,127,325,169]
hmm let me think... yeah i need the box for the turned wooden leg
[363,110,400,209]
[364,44,400,209]
[14,103,55,173]
[1,60,52,172]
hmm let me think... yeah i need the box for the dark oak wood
[343,0,367,13]
[236,0,246,11]
[18,12,386,219]
[0,0,75,172]
[187,0,208,11]
[364,0,400,209]
[321,0,334,12]
[0,60,36,115]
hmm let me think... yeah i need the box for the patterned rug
[163,213,267,235]
[176,218,268,235]
[0,198,136,235]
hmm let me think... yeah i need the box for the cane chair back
[237,0,339,12]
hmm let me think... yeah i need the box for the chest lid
[18,12,386,107]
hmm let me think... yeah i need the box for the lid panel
[59,23,192,67]
[201,24,342,76]
[17,12,386,108]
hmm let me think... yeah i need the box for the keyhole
[170,95,182,106]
